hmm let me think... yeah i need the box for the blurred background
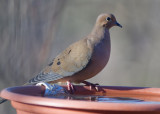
[0,0,160,113]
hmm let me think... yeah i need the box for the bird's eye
[106,17,111,21]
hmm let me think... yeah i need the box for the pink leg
[67,81,76,94]
[82,81,99,91]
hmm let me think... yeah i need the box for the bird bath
[1,85,160,114]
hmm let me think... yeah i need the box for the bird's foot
[67,81,76,94]
[82,81,99,91]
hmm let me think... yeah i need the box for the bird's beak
[115,22,122,28]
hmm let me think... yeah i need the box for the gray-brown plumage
[27,13,122,85]
[0,13,122,104]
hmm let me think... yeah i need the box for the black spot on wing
[48,61,53,66]
[57,61,61,65]
[48,58,55,66]
[68,50,71,54]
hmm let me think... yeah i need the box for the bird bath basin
[1,85,160,114]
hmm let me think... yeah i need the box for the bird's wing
[27,38,93,84]
[26,71,64,85]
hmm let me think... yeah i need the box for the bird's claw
[67,81,76,94]
[82,81,99,91]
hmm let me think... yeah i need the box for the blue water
[47,95,160,104]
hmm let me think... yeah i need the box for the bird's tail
[0,98,7,104]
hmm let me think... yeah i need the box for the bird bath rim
[1,85,160,112]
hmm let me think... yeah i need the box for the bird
[0,13,122,104]
[26,13,122,91]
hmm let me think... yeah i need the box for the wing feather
[26,71,63,85]
[26,38,93,85]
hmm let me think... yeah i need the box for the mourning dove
[0,13,122,104]
[26,13,122,89]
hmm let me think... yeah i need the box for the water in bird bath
[46,95,160,104]
[42,84,160,104]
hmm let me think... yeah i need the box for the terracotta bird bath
[1,85,160,114]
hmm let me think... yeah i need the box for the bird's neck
[89,25,110,44]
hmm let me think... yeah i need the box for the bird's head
[96,13,122,29]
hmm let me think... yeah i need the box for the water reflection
[46,95,160,104]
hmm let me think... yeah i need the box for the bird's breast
[71,36,111,83]
[92,37,111,71]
